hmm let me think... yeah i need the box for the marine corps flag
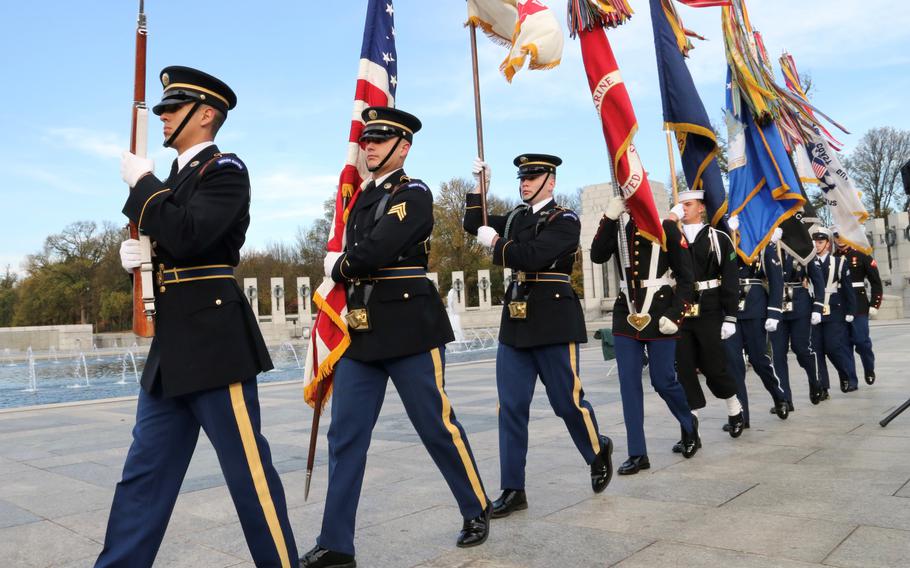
[466,0,564,82]
[579,26,665,247]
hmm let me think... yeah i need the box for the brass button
[151,241,158,248]
[633,271,639,276]
[159,286,166,293]
[634,261,639,266]
[215,299,222,306]
[403,292,410,299]
[555,293,560,298]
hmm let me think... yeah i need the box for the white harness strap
[823,257,838,304]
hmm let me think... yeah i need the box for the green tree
[0,267,18,327]
[845,127,910,217]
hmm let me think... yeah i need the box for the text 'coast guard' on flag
[305,0,398,407]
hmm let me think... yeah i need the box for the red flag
[579,27,666,248]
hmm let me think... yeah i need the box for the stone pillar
[867,218,892,284]
[296,276,312,324]
[270,277,286,325]
[427,272,439,290]
[477,269,492,310]
[890,212,910,291]
[451,270,466,313]
[243,278,259,318]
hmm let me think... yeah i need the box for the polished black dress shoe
[769,401,795,413]
[844,385,858,393]
[820,389,830,401]
[809,388,822,405]
[591,435,614,493]
[722,421,750,432]
[773,400,789,420]
[840,376,850,393]
[865,372,875,385]
[681,416,700,458]
[491,489,527,518]
[727,412,745,438]
[299,545,356,568]
[617,455,650,475]
[457,503,491,547]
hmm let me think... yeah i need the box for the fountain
[69,353,90,388]
[446,288,465,343]
[282,342,302,369]
[3,347,15,367]
[49,345,59,363]
[23,347,37,393]
[117,351,140,384]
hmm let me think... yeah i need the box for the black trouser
[676,315,739,411]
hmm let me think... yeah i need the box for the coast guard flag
[650,0,727,226]
[466,0,563,82]
[725,74,811,263]
[305,0,397,407]
[580,26,665,248]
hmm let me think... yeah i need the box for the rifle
[128,0,155,337]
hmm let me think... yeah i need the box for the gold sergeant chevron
[387,202,407,221]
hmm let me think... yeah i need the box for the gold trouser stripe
[430,348,487,508]
[228,383,291,568]
[569,343,601,455]
[138,188,172,228]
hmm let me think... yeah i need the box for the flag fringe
[303,287,351,408]
[466,15,513,48]
[567,0,633,36]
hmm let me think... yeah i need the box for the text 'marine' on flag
[304,0,397,407]
[579,26,665,249]
[649,0,727,227]
[467,0,563,82]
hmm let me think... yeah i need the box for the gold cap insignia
[519,156,528,163]
[162,73,170,87]
[368,109,378,120]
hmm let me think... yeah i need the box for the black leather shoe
[590,435,614,493]
[840,376,849,393]
[774,400,789,420]
[769,401,795,413]
[809,388,821,405]
[681,416,700,458]
[722,421,750,432]
[844,385,858,393]
[727,412,745,438]
[865,372,875,385]
[671,439,683,453]
[618,455,650,475]
[456,503,491,548]
[820,389,830,401]
[491,489,527,519]
[299,545,356,568]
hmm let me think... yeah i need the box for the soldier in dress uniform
[722,223,790,428]
[301,107,491,568]
[105,66,298,568]
[810,227,860,395]
[769,247,825,406]
[835,234,883,385]
[590,194,699,475]
[666,190,746,446]
[463,154,614,518]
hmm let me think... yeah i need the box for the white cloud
[45,127,124,160]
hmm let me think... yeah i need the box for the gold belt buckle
[782,301,793,313]
[683,303,700,318]
[508,301,528,320]
[822,304,830,316]
[345,308,371,331]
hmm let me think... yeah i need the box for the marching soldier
[667,191,746,446]
[590,194,700,475]
[723,222,790,428]
[302,107,492,568]
[810,227,860,395]
[463,154,614,518]
[105,67,298,568]
[835,234,883,385]
[769,247,825,406]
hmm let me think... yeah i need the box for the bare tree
[845,127,910,217]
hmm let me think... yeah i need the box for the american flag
[304,0,398,407]
[676,0,731,6]
[811,156,827,181]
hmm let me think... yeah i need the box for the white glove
[869,306,879,316]
[605,195,625,220]
[669,203,684,222]
[811,312,822,325]
[323,252,343,278]
[471,158,491,191]
[770,227,783,243]
[476,225,498,248]
[845,314,854,323]
[120,151,154,188]
[119,239,142,273]
[658,316,678,335]
[721,321,737,340]
[764,318,779,332]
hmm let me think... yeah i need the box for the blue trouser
[96,379,297,568]
[614,335,694,457]
[318,348,487,556]
[496,342,603,490]
[770,315,820,402]
[724,318,787,425]
[849,315,875,377]
[813,320,859,390]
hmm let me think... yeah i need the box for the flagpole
[468,22,489,225]
[304,379,326,500]
[665,130,679,205]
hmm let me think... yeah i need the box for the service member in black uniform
[301,107,491,568]
[590,194,700,475]
[463,154,613,517]
[835,236,883,385]
[667,190,745,444]
[103,67,297,568]
[810,227,860,394]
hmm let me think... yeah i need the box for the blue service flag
[725,72,811,263]
[649,0,726,226]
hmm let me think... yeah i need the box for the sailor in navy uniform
[107,66,297,568]
[590,194,699,475]
[835,235,883,385]
[769,247,825,405]
[810,227,860,395]
[301,107,491,568]
[666,190,746,445]
[723,221,790,427]
[464,154,613,518]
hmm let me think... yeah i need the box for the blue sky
[2,1,908,274]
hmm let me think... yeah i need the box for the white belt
[739,278,763,285]
[620,277,675,290]
[825,285,839,293]
[695,279,720,291]
[851,282,865,288]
